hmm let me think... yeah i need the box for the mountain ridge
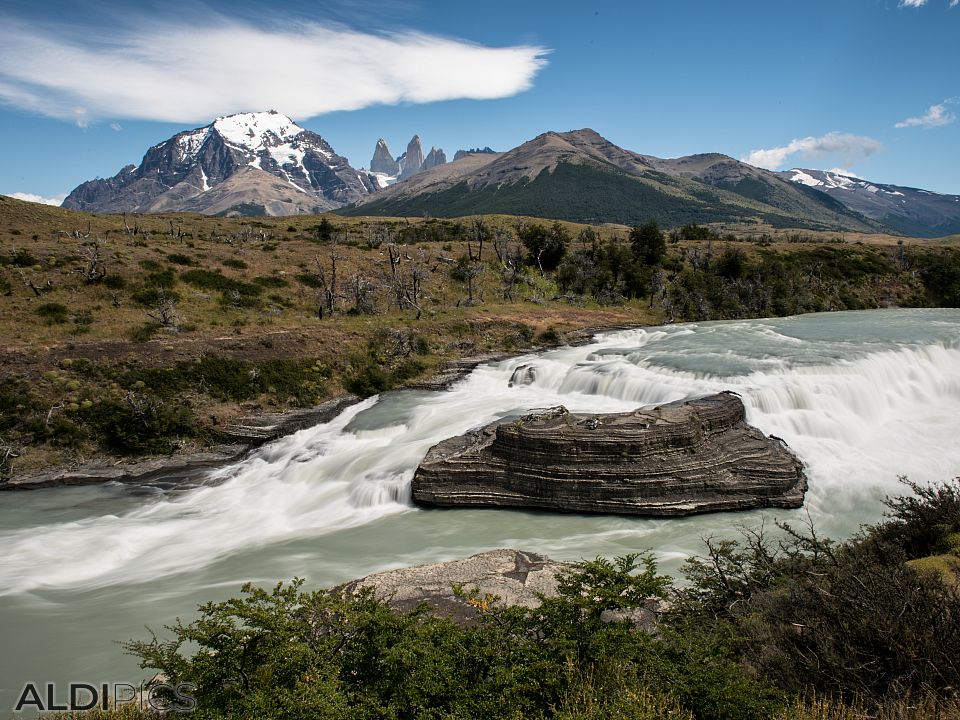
[342,129,882,232]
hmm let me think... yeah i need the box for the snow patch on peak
[368,171,398,189]
[212,111,303,151]
[790,170,822,188]
[177,128,210,159]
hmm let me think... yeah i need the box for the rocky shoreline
[1,395,360,491]
[412,392,807,516]
[0,351,524,491]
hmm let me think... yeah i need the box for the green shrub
[9,248,37,267]
[80,395,196,454]
[166,253,195,266]
[129,321,163,343]
[36,302,69,324]
[131,287,180,308]
[221,258,248,269]
[343,358,392,397]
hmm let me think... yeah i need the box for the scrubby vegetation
[90,479,960,720]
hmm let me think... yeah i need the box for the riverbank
[0,304,655,487]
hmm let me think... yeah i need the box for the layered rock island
[412,392,807,516]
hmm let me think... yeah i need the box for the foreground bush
[113,480,960,719]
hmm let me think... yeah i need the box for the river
[2,308,960,708]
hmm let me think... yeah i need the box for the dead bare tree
[0,440,20,476]
[81,242,107,282]
[493,227,524,301]
[350,272,376,314]
[365,222,391,249]
[385,245,429,319]
[147,288,179,329]
[470,218,488,261]
[314,251,339,319]
[122,213,141,236]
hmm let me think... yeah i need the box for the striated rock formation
[398,134,425,179]
[412,392,807,516]
[422,146,447,172]
[370,138,400,176]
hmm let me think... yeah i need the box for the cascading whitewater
[1,308,960,599]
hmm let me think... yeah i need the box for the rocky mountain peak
[211,111,304,150]
[422,147,447,172]
[370,138,400,175]
[399,135,426,179]
[62,110,376,216]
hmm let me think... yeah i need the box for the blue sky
[1,0,958,204]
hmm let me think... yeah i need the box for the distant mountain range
[780,169,960,238]
[58,112,960,236]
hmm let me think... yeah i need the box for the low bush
[36,302,69,324]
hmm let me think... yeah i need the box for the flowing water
[2,308,960,706]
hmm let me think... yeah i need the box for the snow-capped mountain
[783,168,960,238]
[62,111,377,216]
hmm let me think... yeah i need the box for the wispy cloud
[743,132,883,171]
[0,15,549,126]
[899,0,959,6]
[6,192,67,206]
[895,100,957,129]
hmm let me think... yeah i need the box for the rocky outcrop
[370,138,400,176]
[340,548,662,629]
[398,135,425,180]
[453,147,497,161]
[4,395,360,491]
[1,445,249,491]
[412,392,807,516]
[340,549,570,623]
[422,147,447,172]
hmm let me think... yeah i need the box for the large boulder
[412,392,807,516]
[339,549,569,623]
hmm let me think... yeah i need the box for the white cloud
[900,0,959,7]
[827,168,861,178]
[6,192,67,206]
[895,101,956,129]
[743,132,883,170]
[110,122,123,132]
[0,17,549,125]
